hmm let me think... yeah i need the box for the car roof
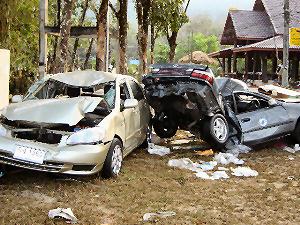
[50,70,118,87]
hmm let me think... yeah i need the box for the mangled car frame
[0,71,150,177]
[142,64,300,147]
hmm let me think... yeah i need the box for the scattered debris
[283,144,300,154]
[214,153,244,165]
[199,161,218,171]
[148,143,171,156]
[195,170,229,180]
[170,139,192,145]
[195,149,214,156]
[168,158,201,173]
[218,167,229,171]
[231,167,258,177]
[288,156,295,160]
[143,211,176,222]
[48,208,78,224]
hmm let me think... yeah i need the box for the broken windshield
[24,79,116,108]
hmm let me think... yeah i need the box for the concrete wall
[0,49,10,109]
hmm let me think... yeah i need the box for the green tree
[151,0,190,62]
[0,0,39,94]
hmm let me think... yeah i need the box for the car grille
[0,152,64,172]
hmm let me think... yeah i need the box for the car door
[128,79,151,145]
[234,92,292,145]
[119,81,139,153]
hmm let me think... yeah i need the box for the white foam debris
[214,153,244,165]
[231,166,258,177]
[148,143,170,156]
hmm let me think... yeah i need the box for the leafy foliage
[0,0,39,94]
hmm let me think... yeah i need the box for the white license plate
[13,145,46,164]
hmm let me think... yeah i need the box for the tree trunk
[70,0,89,71]
[83,38,94,70]
[136,0,151,76]
[167,31,178,63]
[54,0,74,73]
[96,0,109,71]
[150,23,155,64]
[0,0,9,46]
[117,0,128,74]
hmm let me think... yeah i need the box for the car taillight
[191,70,214,85]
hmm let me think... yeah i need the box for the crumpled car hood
[2,97,102,126]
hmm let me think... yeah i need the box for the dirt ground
[0,132,299,225]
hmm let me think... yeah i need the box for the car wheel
[153,116,178,139]
[102,138,123,178]
[292,121,300,143]
[204,114,229,148]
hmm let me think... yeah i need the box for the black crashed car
[142,64,231,147]
[143,64,300,148]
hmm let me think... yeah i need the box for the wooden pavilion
[209,0,300,83]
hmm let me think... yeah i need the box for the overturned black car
[142,64,300,148]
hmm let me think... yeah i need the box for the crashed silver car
[0,71,150,177]
[143,64,300,148]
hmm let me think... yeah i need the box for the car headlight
[66,127,105,145]
[0,124,11,138]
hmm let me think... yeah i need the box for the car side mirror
[124,99,138,109]
[268,98,277,107]
[11,95,23,103]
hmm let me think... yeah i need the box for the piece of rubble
[48,208,78,224]
[170,139,191,145]
[195,149,214,156]
[231,166,258,177]
[148,143,170,156]
[143,211,176,222]
[214,153,244,165]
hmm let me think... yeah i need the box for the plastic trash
[168,158,201,172]
[283,144,300,154]
[214,153,244,165]
[143,211,176,222]
[148,143,170,156]
[199,161,218,171]
[195,170,229,180]
[231,166,258,177]
[48,208,78,224]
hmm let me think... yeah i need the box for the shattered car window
[24,79,116,109]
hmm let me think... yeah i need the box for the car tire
[153,116,178,139]
[102,138,123,178]
[292,121,300,143]
[203,114,229,148]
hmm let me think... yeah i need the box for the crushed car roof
[50,70,118,87]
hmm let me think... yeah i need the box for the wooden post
[282,0,290,87]
[222,57,226,75]
[295,57,300,81]
[262,55,268,83]
[233,42,237,74]
[245,53,249,80]
[291,55,299,81]
[39,0,48,78]
[227,56,232,74]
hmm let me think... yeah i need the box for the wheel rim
[111,145,122,175]
[213,118,228,142]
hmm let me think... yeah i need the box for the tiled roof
[254,0,300,35]
[233,35,300,52]
[230,10,274,39]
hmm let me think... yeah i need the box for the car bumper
[0,136,111,175]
